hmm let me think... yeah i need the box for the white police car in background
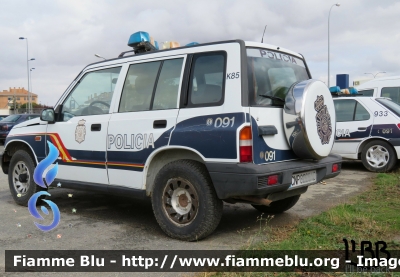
[332,95,400,172]
[1,31,341,241]
[356,76,400,104]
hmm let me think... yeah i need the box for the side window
[334,99,356,122]
[188,52,226,106]
[359,89,374,96]
[152,58,184,110]
[119,61,161,113]
[61,67,122,121]
[381,87,400,104]
[354,102,370,121]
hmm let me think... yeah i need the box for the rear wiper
[259,95,285,103]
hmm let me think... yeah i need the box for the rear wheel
[361,140,396,172]
[151,160,223,241]
[252,195,300,214]
[8,150,44,206]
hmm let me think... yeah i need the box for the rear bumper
[205,154,342,199]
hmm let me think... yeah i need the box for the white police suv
[356,76,400,104]
[332,95,400,172]
[1,31,341,241]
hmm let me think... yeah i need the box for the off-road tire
[151,160,223,241]
[8,150,44,206]
[361,140,397,172]
[252,195,300,214]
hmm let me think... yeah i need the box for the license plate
[289,170,317,189]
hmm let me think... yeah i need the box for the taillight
[332,163,339,173]
[239,126,252,162]
[397,123,400,129]
[267,175,279,185]
[1,125,8,131]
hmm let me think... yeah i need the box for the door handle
[358,127,367,131]
[153,120,167,129]
[258,125,278,136]
[91,124,101,131]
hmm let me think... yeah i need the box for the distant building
[0,87,38,109]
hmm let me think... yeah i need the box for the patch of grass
[250,172,400,251]
[203,173,400,277]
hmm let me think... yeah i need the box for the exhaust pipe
[236,196,272,206]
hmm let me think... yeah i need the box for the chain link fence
[9,108,43,115]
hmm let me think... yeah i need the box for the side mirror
[40,108,55,123]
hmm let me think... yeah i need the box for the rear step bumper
[205,154,342,199]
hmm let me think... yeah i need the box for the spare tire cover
[283,79,336,160]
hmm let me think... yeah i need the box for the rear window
[358,89,374,96]
[334,99,370,122]
[381,87,400,104]
[376,98,400,118]
[2,115,21,122]
[27,115,40,120]
[247,48,309,106]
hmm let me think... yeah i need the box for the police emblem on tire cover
[314,95,332,145]
[75,119,86,144]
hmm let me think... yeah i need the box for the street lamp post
[328,3,340,87]
[94,54,106,60]
[364,72,386,79]
[19,37,35,113]
[27,58,35,112]
[30,68,35,113]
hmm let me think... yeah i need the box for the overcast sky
[1,0,399,106]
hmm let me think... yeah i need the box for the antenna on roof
[261,25,267,43]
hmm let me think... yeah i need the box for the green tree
[19,103,51,109]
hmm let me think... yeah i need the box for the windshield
[376,98,400,118]
[247,48,309,106]
[2,115,21,122]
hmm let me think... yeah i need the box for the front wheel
[252,195,300,214]
[361,140,396,172]
[151,160,223,241]
[8,150,44,206]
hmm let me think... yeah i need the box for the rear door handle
[153,120,167,129]
[91,124,101,131]
[358,127,367,131]
[258,125,278,136]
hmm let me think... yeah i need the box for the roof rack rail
[117,31,194,58]
[118,41,157,58]
[118,49,135,58]
[331,93,364,98]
